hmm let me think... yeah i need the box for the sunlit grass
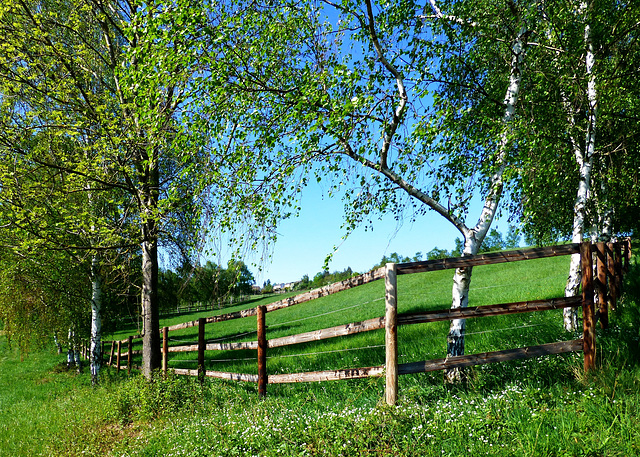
[125,255,572,379]
[4,252,639,456]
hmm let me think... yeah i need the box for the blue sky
[245,180,513,286]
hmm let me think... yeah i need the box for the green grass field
[111,255,573,378]
[2,253,640,456]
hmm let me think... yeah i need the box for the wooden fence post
[581,242,596,372]
[606,242,618,310]
[109,340,115,366]
[595,242,608,329]
[198,318,206,382]
[385,263,398,406]
[127,336,133,375]
[623,239,631,273]
[116,341,122,371]
[257,306,267,398]
[163,326,168,376]
[614,243,623,296]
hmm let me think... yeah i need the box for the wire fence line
[172,311,551,348]
[266,297,385,329]
[399,277,567,298]
[399,323,550,343]
[101,240,630,404]
[167,297,387,346]
[204,344,387,364]
[176,323,548,367]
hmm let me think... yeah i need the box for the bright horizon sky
[234,180,515,286]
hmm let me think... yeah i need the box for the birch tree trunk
[74,344,81,371]
[90,255,103,385]
[564,3,597,331]
[66,328,75,368]
[54,332,62,354]
[444,25,527,383]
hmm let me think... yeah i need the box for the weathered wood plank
[398,296,581,325]
[207,341,259,351]
[173,368,259,383]
[268,366,385,384]
[595,242,608,329]
[399,340,583,374]
[198,317,206,380]
[265,268,386,313]
[172,368,199,377]
[257,306,267,397]
[205,370,259,383]
[582,243,596,372]
[606,243,618,311]
[267,317,385,349]
[165,268,386,332]
[166,297,580,354]
[162,326,168,375]
[385,263,398,406]
[167,344,199,353]
[396,243,581,275]
[167,308,258,332]
[167,341,259,353]
[118,350,141,358]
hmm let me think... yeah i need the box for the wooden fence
[102,240,632,405]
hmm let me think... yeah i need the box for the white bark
[447,235,477,382]
[67,328,80,371]
[54,332,62,354]
[67,328,75,368]
[444,25,528,383]
[90,255,103,385]
[74,346,81,371]
[564,3,597,331]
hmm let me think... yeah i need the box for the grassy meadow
[1,252,640,456]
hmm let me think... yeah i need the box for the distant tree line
[158,260,255,313]
[372,226,521,269]
[285,227,521,293]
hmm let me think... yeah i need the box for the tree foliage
[0,0,226,376]
[509,0,640,244]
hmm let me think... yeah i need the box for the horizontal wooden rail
[265,269,386,313]
[167,341,259,352]
[262,340,582,385]
[163,297,578,354]
[398,296,581,325]
[172,368,259,383]
[397,243,580,275]
[269,366,385,384]
[399,340,583,375]
[268,317,386,349]
[166,268,386,332]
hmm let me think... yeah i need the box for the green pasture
[1,252,640,456]
[110,255,571,380]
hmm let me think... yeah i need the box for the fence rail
[101,239,632,405]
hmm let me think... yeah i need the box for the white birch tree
[189,0,542,381]
[511,0,640,330]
